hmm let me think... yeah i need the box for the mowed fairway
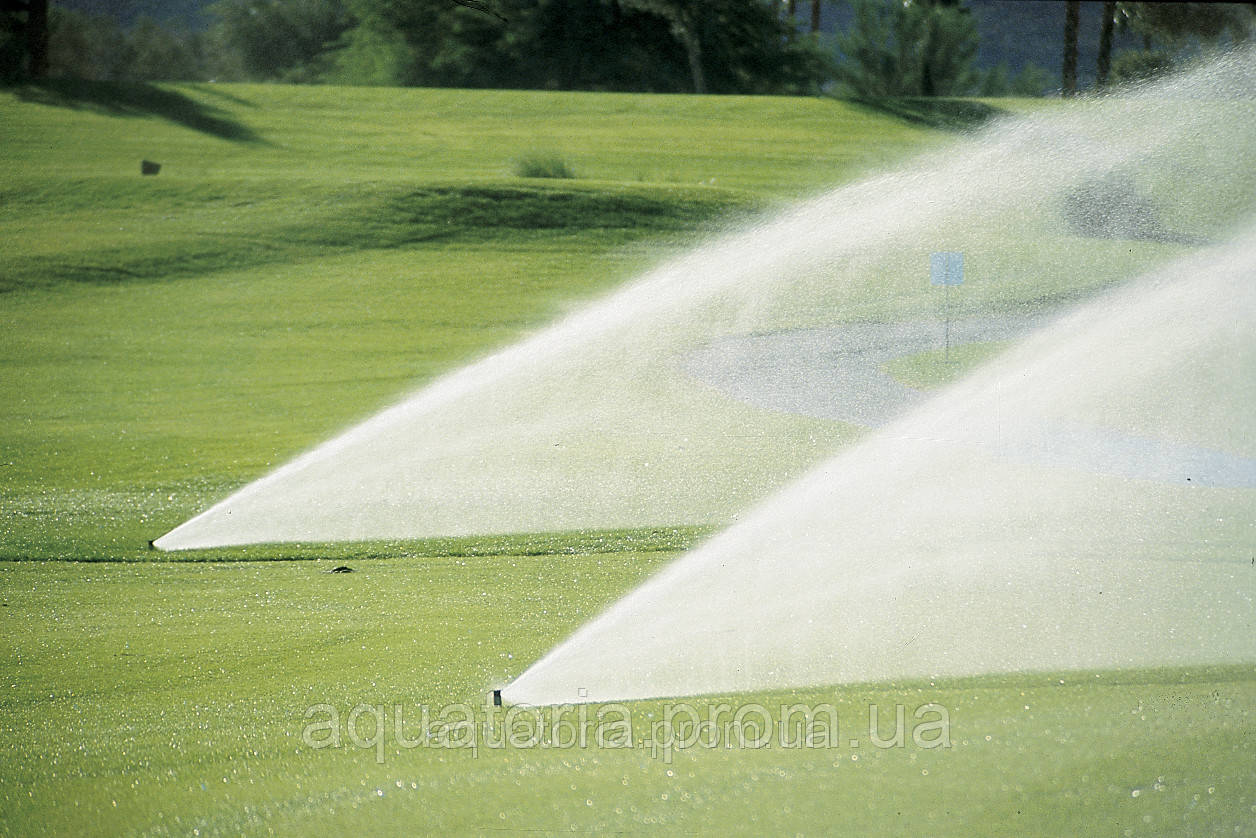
[1,81,950,561]
[1,82,1253,835]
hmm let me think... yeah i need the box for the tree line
[3,1,1253,96]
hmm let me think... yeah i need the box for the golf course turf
[1,81,1252,835]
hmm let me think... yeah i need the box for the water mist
[504,227,1256,704]
[155,48,1256,597]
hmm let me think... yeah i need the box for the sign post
[929,251,964,361]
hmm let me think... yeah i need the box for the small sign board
[930,251,964,286]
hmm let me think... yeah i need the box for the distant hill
[51,0,1143,87]
[821,1,1144,84]
[51,0,211,29]
[968,0,1144,83]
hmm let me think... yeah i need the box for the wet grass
[0,557,1251,835]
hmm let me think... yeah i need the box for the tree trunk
[786,0,797,19]
[17,0,49,78]
[1097,0,1115,87]
[681,28,705,94]
[1062,0,1080,95]
[920,13,938,96]
[810,0,821,33]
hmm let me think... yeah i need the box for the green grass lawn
[0,80,953,561]
[883,339,1013,390]
[2,559,1252,836]
[1,81,1253,835]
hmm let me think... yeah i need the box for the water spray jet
[504,227,1256,705]
[156,51,1256,552]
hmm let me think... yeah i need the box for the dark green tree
[977,61,1050,98]
[356,0,680,90]
[1118,2,1255,48]
[1009,62,1051,97]
[37,9,206,81]
[834,0,979,98]
[352,0,824,94]
[684,0,829,94]
[619,0,705,92]
[45,7,131,79]
[1109,2,1255,85]
[916,0,978,96]
[0,0,47,80]
[1109,47,1173,84]
[208,0,355,81]
[128,16,205,81]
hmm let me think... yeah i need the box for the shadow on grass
[843,97,1008,132]
[180,82,260,109]
[12,79,263,142]
[0,181,754,293]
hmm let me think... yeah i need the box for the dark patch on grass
[386,186,739,236]
[1,237,314,293]
[1061,172,1213,246]
[180,82,261,109]
[10,79,263,143]
[1,184,753,293]
[843,97,1007,132]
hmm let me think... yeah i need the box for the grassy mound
[0,181,750,293]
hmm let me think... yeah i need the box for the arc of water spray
[155,50,1256,566]
[153,142,1047,549]
[503,228,1256,705]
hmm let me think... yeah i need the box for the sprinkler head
[491,689,503,707]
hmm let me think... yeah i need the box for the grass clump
[882,339,1011,390]
[513,151,577,179]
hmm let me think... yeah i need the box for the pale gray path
[683,313,1256,488]
[683,312,1048,426]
